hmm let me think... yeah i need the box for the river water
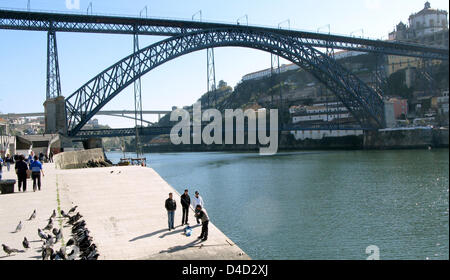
[106,149,449,260]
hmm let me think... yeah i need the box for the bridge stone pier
[44,95,66,134]
[82,138,103,150]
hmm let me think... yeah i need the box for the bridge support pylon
[207,48,216,108]
[133,31,143,156]
[44,95,66,134]
[82,138,103,150]
[46,30,62,100]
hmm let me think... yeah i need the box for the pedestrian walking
[195,205,209,242]
[0,157,3,180]
[191,191,204,224]
[5,154,13,172]
[180,189,191,226]
[27,152,33,165]
[30,155,45,191]
[165,193,176,231]
[15,155,28,192]
[38,152,44,162]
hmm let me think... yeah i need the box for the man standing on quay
[180,189,191,226]
[191,191,204,225]
[165,193,176,231]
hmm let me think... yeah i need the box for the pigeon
[38,228,49,240]
[49,210,56,220]
[15,221,22,233]
[43,220,53,231]
[66,238,75,247]
[55,229,62,243]
[54,247,66,260]
[86,251,99,260]
[42,246,54,260]
[67,247,79,260]
[68,205,78,214]
[67,213,82,225]
[44,236,54,247]
[72,220,86,232]
[80,244,97,258]
[2,244,24,256]
[22,237,30,249]
[28,209,36,220]
[60,210,71,219]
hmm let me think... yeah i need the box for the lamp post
[237,14,248,26]
[350,28,364,38]
[192,10,202,22]
[87,2,93,15]
[140,6,148,18]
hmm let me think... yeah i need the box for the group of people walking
[164,189,209,242]
[0,151,45,192]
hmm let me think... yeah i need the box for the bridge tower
[44,28,66,134]
[46,30,61,100]
[133,30,144,156]
[207,48,217,108]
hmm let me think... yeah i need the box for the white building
[241,50,364,82]
[242,63,300,81]
[389,2,449,40]
[332,50,365,60]
[290,129,363,140]
[409,2,448,37]
[288,102,361,140]
[292,113,351,124]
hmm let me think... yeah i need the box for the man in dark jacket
[15,155,28,192]
[180,189,191,226]
[165,193,176,231]
[195,205,209,242]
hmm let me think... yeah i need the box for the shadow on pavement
[129,224,201,242]
[158,239,202,254]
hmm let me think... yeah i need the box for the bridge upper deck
[0,9,448,60]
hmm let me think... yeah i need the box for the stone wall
[363,128,449,149]
[54,148,105,169]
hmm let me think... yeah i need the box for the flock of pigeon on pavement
[2,205,99,260]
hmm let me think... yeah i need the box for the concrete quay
[0,163,250,260]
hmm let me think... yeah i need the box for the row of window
[415,19,447,29]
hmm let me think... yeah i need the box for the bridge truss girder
[65,28,387,136]
[0,9,448,60]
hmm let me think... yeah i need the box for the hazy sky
[0,0,449,127]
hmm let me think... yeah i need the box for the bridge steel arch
[65,28,385,137]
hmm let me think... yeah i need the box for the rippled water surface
[107,149,449,260]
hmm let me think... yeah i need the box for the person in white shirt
[191,191,204,224]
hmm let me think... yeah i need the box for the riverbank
[124,128,449,153]
[0,163,250,260]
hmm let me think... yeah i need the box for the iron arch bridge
[66,28,388,137]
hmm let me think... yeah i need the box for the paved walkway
[0,163,250,260]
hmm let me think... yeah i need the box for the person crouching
[195,205,209,242]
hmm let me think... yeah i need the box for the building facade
[387,2,448,75]
[389,98,409,119]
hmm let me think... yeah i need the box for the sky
[0,0,449,128]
